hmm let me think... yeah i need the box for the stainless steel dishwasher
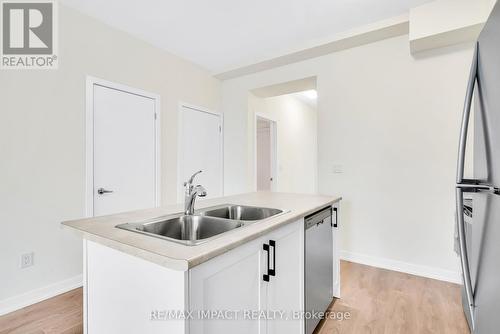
[305,206,333,334]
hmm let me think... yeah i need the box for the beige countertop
[62,192,341,271]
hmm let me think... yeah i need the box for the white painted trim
[0,274,83,316]
[177,102,224,203]
[340,250,462,284]
[255,112,277,123]
[155,97,161,207]
[85,78,94,218]
[254,113,278,192]
[83,239,88,334]
[85,76,161,217]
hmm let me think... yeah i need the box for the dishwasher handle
[333,207,338,228]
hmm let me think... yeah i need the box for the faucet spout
[184,170,203,187]
[184,171,207,215]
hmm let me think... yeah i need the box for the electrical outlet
[20,252,34,269]
[332,164,344,174]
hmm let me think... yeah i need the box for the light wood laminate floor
[0,261,468,334]
[0,288,82,334]
[316,261,470,334]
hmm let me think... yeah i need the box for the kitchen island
[62,192,341,334]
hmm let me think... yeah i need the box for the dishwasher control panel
[304,206,332,229]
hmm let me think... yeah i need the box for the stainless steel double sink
[116,204,286,246]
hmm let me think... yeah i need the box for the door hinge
[154,113,158,120]
[219,125,221,133]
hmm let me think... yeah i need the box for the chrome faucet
[184,170,207,215]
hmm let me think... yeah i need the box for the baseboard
[0,255,459,316]
[0,274,83,316]
[340,250,462,284]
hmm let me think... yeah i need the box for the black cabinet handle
[263,243,270,282]
[333,207,338,228]
[269,240,276,277]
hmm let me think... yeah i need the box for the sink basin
[116,215,243,246]
[199,204,284,221]
[116,204,286,246]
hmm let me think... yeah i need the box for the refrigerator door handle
[456,187,475,330]
[455,43,478,331]
[456,43,479,184]
[457,180,500,194]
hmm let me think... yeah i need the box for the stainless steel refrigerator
[456,2,500,333]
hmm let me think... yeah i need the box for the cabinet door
[264,220,304,334]
[189,236,266,334]
[332,203,340,297]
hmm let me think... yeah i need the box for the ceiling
[60,0,431,74]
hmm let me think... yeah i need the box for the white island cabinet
[64,193,342,334]
[85,220,305,334]
[190,219,303,334]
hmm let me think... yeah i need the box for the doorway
[256,115,277,191]
[86,77,160,217]
[250,76,318,194]
[178,104,223,202]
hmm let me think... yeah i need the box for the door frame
[177,102,224,203]
[85,76,161,217]
[254,113,278,191]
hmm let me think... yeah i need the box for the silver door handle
[97,188,114,195]
[456,187,475,330]
[455,42,478,331]
[456,43,478,184]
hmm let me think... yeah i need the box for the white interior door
[257,119,272,191]
[256,116,277,191]
[92,83,158,216]
[178,105,223,201]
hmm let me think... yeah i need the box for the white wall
[249,94,318,194]
[222,35,474,281]
[0,4,220,309]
